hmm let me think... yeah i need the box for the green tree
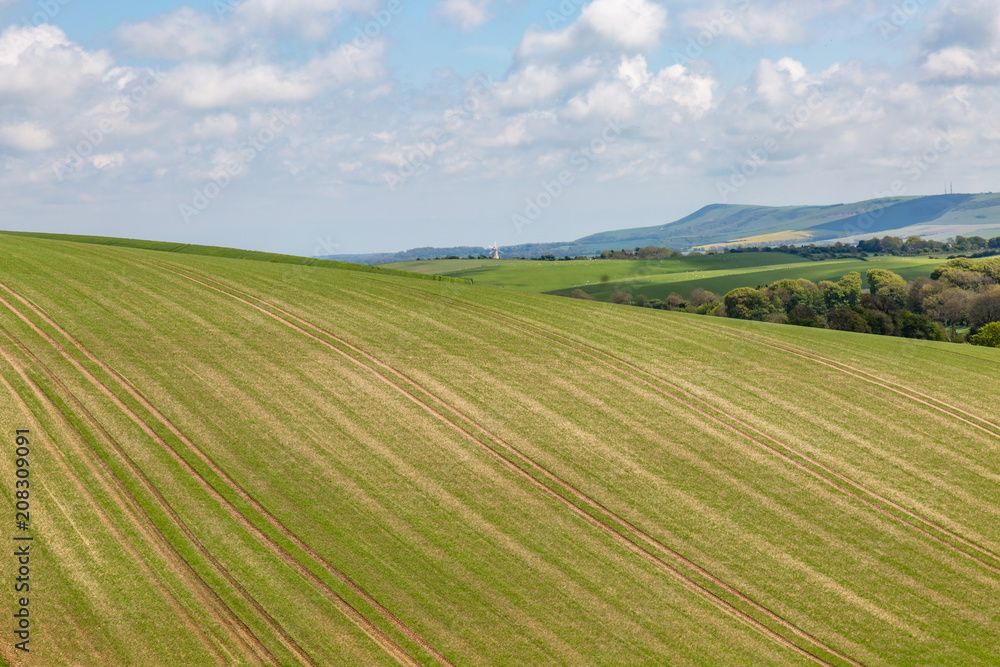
[826,308,872,333]
[724,287,777,320]
[689,288,717,307]
[837,272,862,307]
[881,236,904,254]
[610,291,633,305]
[866,269,907,308]
[969,286,1000,328]
[970,322,1000,347]
[666,293,686,310]
[767,279,810,310]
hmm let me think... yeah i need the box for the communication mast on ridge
[489,243,500,259]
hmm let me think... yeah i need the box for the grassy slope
[1,235,998,665]
[383,254,942,301]
[570,256,943,301]
[0,231,470,285]
[385,253,815,292]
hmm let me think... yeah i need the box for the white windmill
[489,242,500,259]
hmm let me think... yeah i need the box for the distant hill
[325,193,1000,263]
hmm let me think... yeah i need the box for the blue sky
[0,0,996,255]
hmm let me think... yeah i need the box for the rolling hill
[331,193,1000,262]
[382,253,943,302]
[1,233,999,665]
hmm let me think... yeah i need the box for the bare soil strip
[392,284,1000,575]
[0,281,445,667]
[0,325,277,665]
[0,294,322,667]
[149,261,862,667]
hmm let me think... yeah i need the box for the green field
[1,233,999,665]
[385,254,943,301]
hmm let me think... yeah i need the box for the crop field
[385,254,942,301]
[384,253,817,292]
[0,234,998,665]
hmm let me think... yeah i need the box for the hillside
[1,234,999,665]
[383,253,942,302]
[331,193,1000,262]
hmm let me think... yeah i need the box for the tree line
[593,256,1000,348]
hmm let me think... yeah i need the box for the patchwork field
[1,234,998,665]
[385,254,943,301]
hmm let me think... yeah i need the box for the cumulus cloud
[117,7,238,60]
[0,122,55,152]
[495,61,602,109]
[516,0,668,60]
[922,0,1000,82]
[615,55,713,116]
[0,25,112,101]
[3,0,1000,250]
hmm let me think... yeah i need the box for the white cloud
[193,114,241,139]
[923,46,1000,81]
[495,61,602,108]
[680,0,855,47]
[436,0,493,31]
[117,7,238,60]
[0,25,112,102]
[921,0,1000,82]
[616,55,713,115]
[0,122,55,152]
[161,62,315,108]
[516,0,668,60]
[90,153,125,170]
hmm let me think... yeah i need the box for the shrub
[723,287,777,321]
[970,322,1000,347]
[826,308,872,333]
[610,291,633,305]
[570,289,594,300]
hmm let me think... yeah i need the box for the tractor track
[0,282,429,667]
[387,284,1000,574]
[0,324,280,666]
[145,260,864,667]
[0,340,236,665]
[673,315,1000,438]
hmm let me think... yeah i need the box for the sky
[0,0,997,256]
